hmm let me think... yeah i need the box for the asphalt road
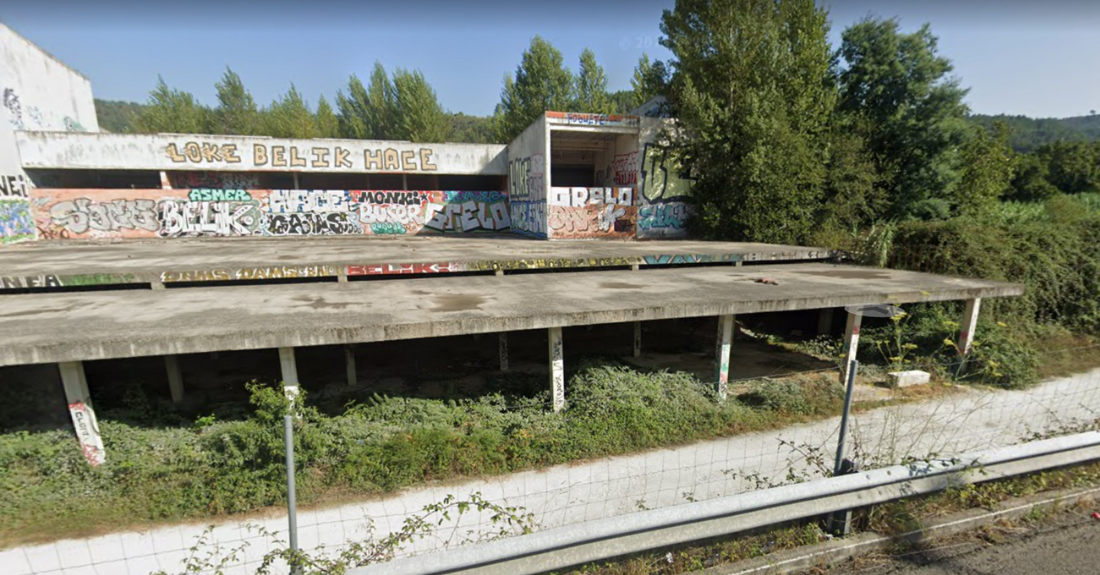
[814,507,1100,575]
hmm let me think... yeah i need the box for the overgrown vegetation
[0,364,852,545]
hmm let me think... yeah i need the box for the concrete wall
[1,22,98,244]
[636,117,694,239]
[15,131,508,175]
[506,115,549,238]
[31,188,510,239]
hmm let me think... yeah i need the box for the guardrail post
[828,359,860,536]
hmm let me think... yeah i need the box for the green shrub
[0,364,843,543]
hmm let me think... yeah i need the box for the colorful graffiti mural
[547,187,636,239]
[1,174,34,243]
[637,143,695,239]
[30,189,510,240]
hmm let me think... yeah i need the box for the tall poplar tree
[212,67,258,135]
[393,69,450,143]
[573,49,613,114]
[494,36,573,142]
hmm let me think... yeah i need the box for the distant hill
[94,99,146,133]
[969,113,1100,151]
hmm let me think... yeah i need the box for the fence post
[284,414,300,574]
[828,359,859,536]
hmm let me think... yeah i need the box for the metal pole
[833,359,859,476]
[284,414,300,572]
[828,359,859,537]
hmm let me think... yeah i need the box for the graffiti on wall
[68,401,106,466]
[2,87,86,132]
[31,189,510,240]
[547,187,636,239]
[3,88,22,129]
[509,154,547,238]
[599,151,639,187]
[1,174,34,243]
[545,111,640,128]
[169,171,261,190]
[166,141,440,172]
[638,143,695,238]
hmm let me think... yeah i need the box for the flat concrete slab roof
[0,262,1022,367]
[0,237,832,289]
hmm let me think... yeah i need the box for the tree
[367,62,398,140]
[1007,151,1058,202]
[494,36,573,142]
[392,69,451,142]
[837,18,971,218]
[819,118,882,232]
[133,76,210,134]
[954,122,1015,215]
[315,95,339,138]
[212,67,258,135]
[573,49,613,114]
[630,53,669,109]
[263,84,316,139]
[660,0,836,243]
[1042,141,1100,194]
[335,74,371,139]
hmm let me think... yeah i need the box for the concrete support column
[337,269,348,283]
[159,170,171,190]
[817,308,834,336]
[958,298,982,359]
[278,347,300,400]
[633,321,642,358]
[495,269,505,277]
[715,315,735,400]
[344,345,357,387]
[402,173,408,190]
[292,172,300,190]
[549,327,565,412]
[59,361,106,466]
[499,333,509,371]
[165,355,184,404]
[841,310,863,383]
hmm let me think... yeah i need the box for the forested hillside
[970,113,1100,150]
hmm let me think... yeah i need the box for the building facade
[0,23,693,245]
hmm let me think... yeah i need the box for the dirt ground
[803,504,1100,575]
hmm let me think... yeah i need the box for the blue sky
[2,0,1098,119]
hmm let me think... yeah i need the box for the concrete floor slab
[0,236,832,289]
[0,263,1021,366]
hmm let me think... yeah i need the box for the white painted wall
[15,131,508,175]
[1,21,98,244]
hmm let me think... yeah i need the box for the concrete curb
[709,484,1100,575]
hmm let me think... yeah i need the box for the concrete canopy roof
[0,263,1022,367]
[0,238,833,288]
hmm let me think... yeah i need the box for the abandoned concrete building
[0,21,1022,466]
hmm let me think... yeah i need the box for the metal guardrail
[349,431,1100,575]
